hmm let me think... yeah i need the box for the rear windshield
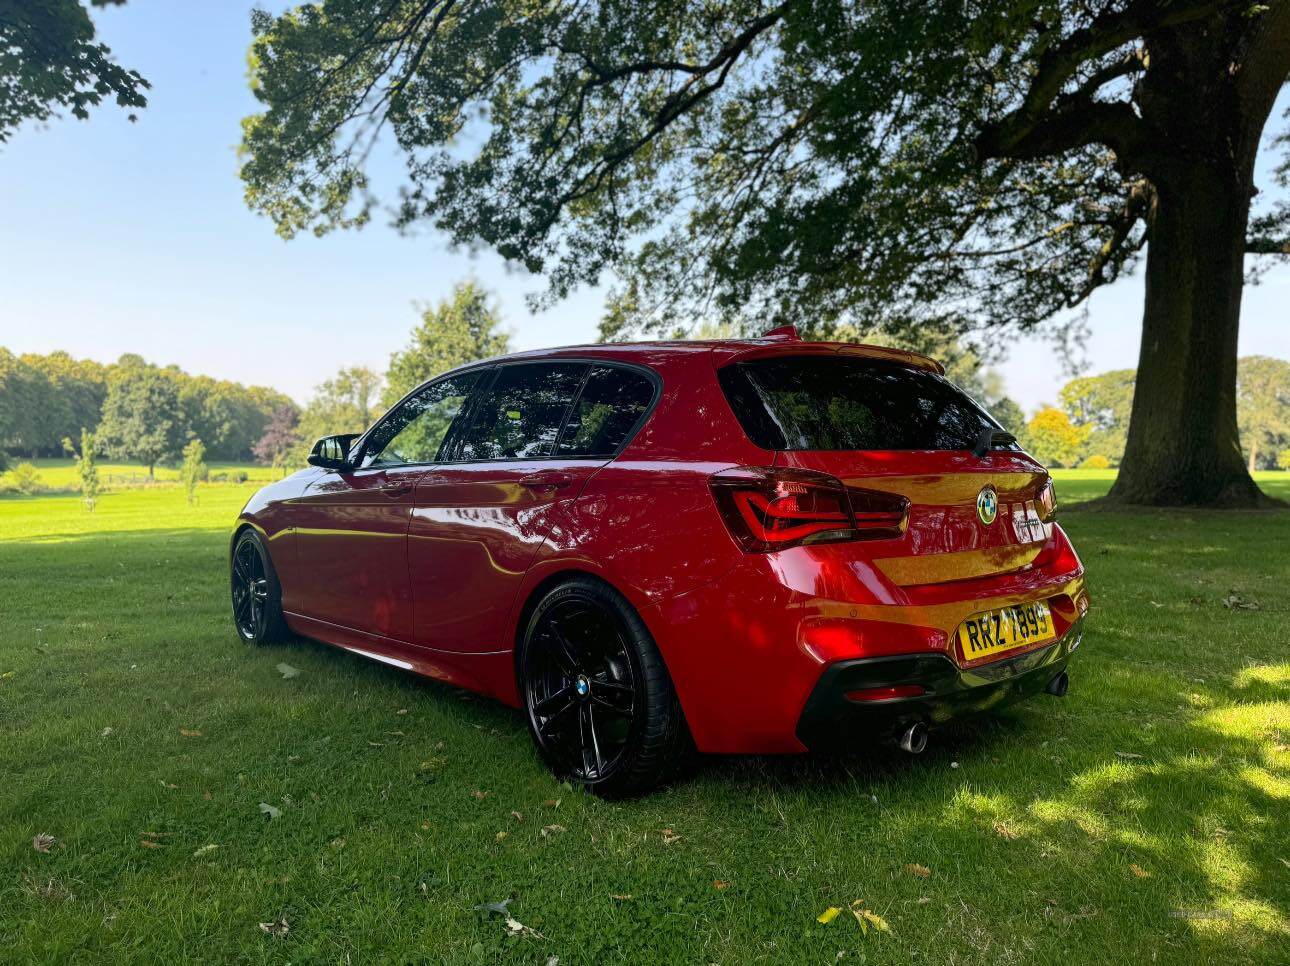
[717,355,1001,451]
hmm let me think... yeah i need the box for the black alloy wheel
[231,530,287,644]
[520,577,691,797]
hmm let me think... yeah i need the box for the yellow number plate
[957,601,1055,661]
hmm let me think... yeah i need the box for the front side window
[556,365,656,457]
[363,372,481,466]
[456,363,587,460]
[718,356,1002,451]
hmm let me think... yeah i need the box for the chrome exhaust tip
[898,721,928,755]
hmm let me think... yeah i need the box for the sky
[0,1,1286,412]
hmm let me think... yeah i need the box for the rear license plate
[957,601,1055,661]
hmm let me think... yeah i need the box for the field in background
[0,473,1287,962]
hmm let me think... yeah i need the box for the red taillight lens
[709,467,908,552]
[844,684,926,702]
[1037,478,1057,521]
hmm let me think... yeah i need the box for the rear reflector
[844,684,926,702]
[710,466,908,553]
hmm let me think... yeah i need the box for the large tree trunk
[1107,15,1287,509]
[1108,166,1269,507]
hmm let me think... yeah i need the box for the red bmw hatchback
[231,328,1088,795]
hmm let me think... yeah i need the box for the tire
[519,576,692,798]
[230,529,289,645]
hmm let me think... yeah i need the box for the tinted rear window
[457,362,587,460]
[556,365,655,457]
[718,356,1001,451]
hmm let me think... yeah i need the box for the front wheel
[230,529,288,645]
[519,577,691,797]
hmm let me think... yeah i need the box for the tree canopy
[383,280,511,406]
[240,0,1290,506]
[0,0,149,142]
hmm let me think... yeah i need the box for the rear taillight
[709,466,908,552]
[1037,478,1057,520]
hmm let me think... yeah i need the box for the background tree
[1237,355,1290,471]
[1025,407,1090,468]
[96,355,185,476]
[180,438,207,505]
[252,404,303,474]
[241,0,1290,507]
[62,427,100,511]
[0,0,149,143]
[1060,369,1136,465]
[383,281,511,407]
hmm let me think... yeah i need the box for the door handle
[518,472,573,492]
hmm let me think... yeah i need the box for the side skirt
[282,611,522,707]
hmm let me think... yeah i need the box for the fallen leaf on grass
[540,824,566,837]
[992,821,1019,840]
[472,899,512,915]
[818,907,842,924]
[330,837,346,850]
[713,880,730,890]
[471,790,490,800]
[1115,751,1145,760]
[276,663,301,679]
[159,780,178,790]
[510,811,523,822]
[179,729,202,738]
[851,901,891,935]
[258,917,289,938]
[259,802,282,820]
[542,798,561,808]
[193,844,219,857]
[660,829,681,845]
[505,915,543,939]
[100,727,114,738]
[33,833,55,853]
[1221,591,1259,611]
[396,708,408,715]
[610,893,633,901]
[495,831,508,842]
[1130,863,1152,879]
[139,839,162,849]
[905,864,932,878]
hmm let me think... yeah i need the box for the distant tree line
[0,348,294,474]
[1022,357,1290,471]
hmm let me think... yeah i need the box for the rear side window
[718,356,1001,451]
[457,362,587,460]
[556,365,655,457]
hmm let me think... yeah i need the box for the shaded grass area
[1,483,1287,962]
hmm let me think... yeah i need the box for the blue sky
[0,1,1286,410]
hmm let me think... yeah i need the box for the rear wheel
[230,530,288,645]
[519,577,690,797]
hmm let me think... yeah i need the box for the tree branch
[974,0,1232,163]
[1246,235,1290,255]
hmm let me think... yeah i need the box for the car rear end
[648,340,1088,755]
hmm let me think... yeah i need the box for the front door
[292,370,484,640]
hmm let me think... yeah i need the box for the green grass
[1,477,1287,962]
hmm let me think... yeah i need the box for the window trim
[353,357,662,468]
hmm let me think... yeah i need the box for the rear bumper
[795,618,1084,751]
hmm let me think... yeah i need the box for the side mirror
[307,434,360,471]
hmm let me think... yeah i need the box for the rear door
[717,352,1054,586]
[409,361,657,652]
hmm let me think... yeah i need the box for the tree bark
[1108,164,1271,507]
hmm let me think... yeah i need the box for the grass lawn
[1,475,1287,962]
[11,459,285,492]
